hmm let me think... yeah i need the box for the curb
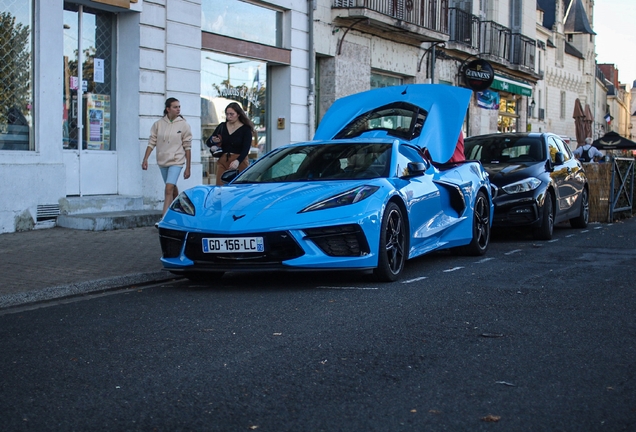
[0,271,178,310]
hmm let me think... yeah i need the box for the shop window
[498,98,518,133]
[202,0,282,48]
[371,72,403,89]
[0,1,33,151]
[63,4,114,150]
[201,52,267,184]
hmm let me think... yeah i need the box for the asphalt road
[1,220,635,431]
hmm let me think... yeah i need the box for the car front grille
[303,224,370,257]
[184,231,304,264]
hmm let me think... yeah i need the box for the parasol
[572,98,586,147]
[583,103,593,140]
[592,131,636,150]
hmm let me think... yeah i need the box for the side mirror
[404,161,428,177]
[221,169,239,184]
[554,152,565,165]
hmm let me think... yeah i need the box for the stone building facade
[533,0,605,147]
[599,64,632,139]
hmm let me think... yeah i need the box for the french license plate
[202,237,264,253]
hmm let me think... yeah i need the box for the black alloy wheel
[533,190,554,240]
[374,202,406,282]
[570,187,589,228]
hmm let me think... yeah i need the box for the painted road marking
[316,286,378,290]
[443,267,464,273]
[402,276,428,284]
[475,257,494,263]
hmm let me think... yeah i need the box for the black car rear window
[465,136,544,163]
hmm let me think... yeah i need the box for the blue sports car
[158,84,493,281]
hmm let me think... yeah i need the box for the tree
[0,11,31,125]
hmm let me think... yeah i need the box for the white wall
[139,0,202,209]
[0,0,66,233]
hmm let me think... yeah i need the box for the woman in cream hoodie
[142,98,192,216]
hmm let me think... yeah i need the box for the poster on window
[85,93,111,150]
[477,89,500,110]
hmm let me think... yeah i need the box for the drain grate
[37,204,60,222]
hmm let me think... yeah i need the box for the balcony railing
[333,0,449,34]
[511,33,536,70]
[479,20,512,62]
[448,8,480,50]
[333,2,536,71]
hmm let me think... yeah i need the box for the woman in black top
[206,102,256,185]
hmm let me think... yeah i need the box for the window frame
[0,0,35,151]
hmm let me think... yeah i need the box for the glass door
[63,3,117,196]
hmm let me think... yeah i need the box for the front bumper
[491,190,544,228]
[158,222,377,273]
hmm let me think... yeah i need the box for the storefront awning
[491,75,533,97]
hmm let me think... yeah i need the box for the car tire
[533,190,554,240]
[374,202,406,282]
[182,271,225,283]
[452,190,490,256]
[570,187,589,229]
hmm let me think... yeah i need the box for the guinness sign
[462,59,494,92]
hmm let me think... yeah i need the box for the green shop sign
[491,75,533,97]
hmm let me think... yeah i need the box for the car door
[548,136,578,215]
[393,144,445,258]
[554,136,586,216]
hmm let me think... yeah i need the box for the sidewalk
[0,226,177,310]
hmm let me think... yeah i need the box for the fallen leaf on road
[480,333,504,338]
[481,415,501,422]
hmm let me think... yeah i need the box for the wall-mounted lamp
[530,99,536,109]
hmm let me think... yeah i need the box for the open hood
[314,84,472,163]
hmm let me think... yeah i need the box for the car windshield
[465,136,544,163]
[233,143,392,183]
[334,102,427,141]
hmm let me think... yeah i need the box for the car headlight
[501,177,541,194]
[300,185,380,213]
[171,192,196,216]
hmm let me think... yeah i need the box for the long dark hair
[226,102,255,135]
[163,97,183,117]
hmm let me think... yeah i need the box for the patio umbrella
[583,103,593,139]
[592,131,636,150]
[572,98,586,147]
